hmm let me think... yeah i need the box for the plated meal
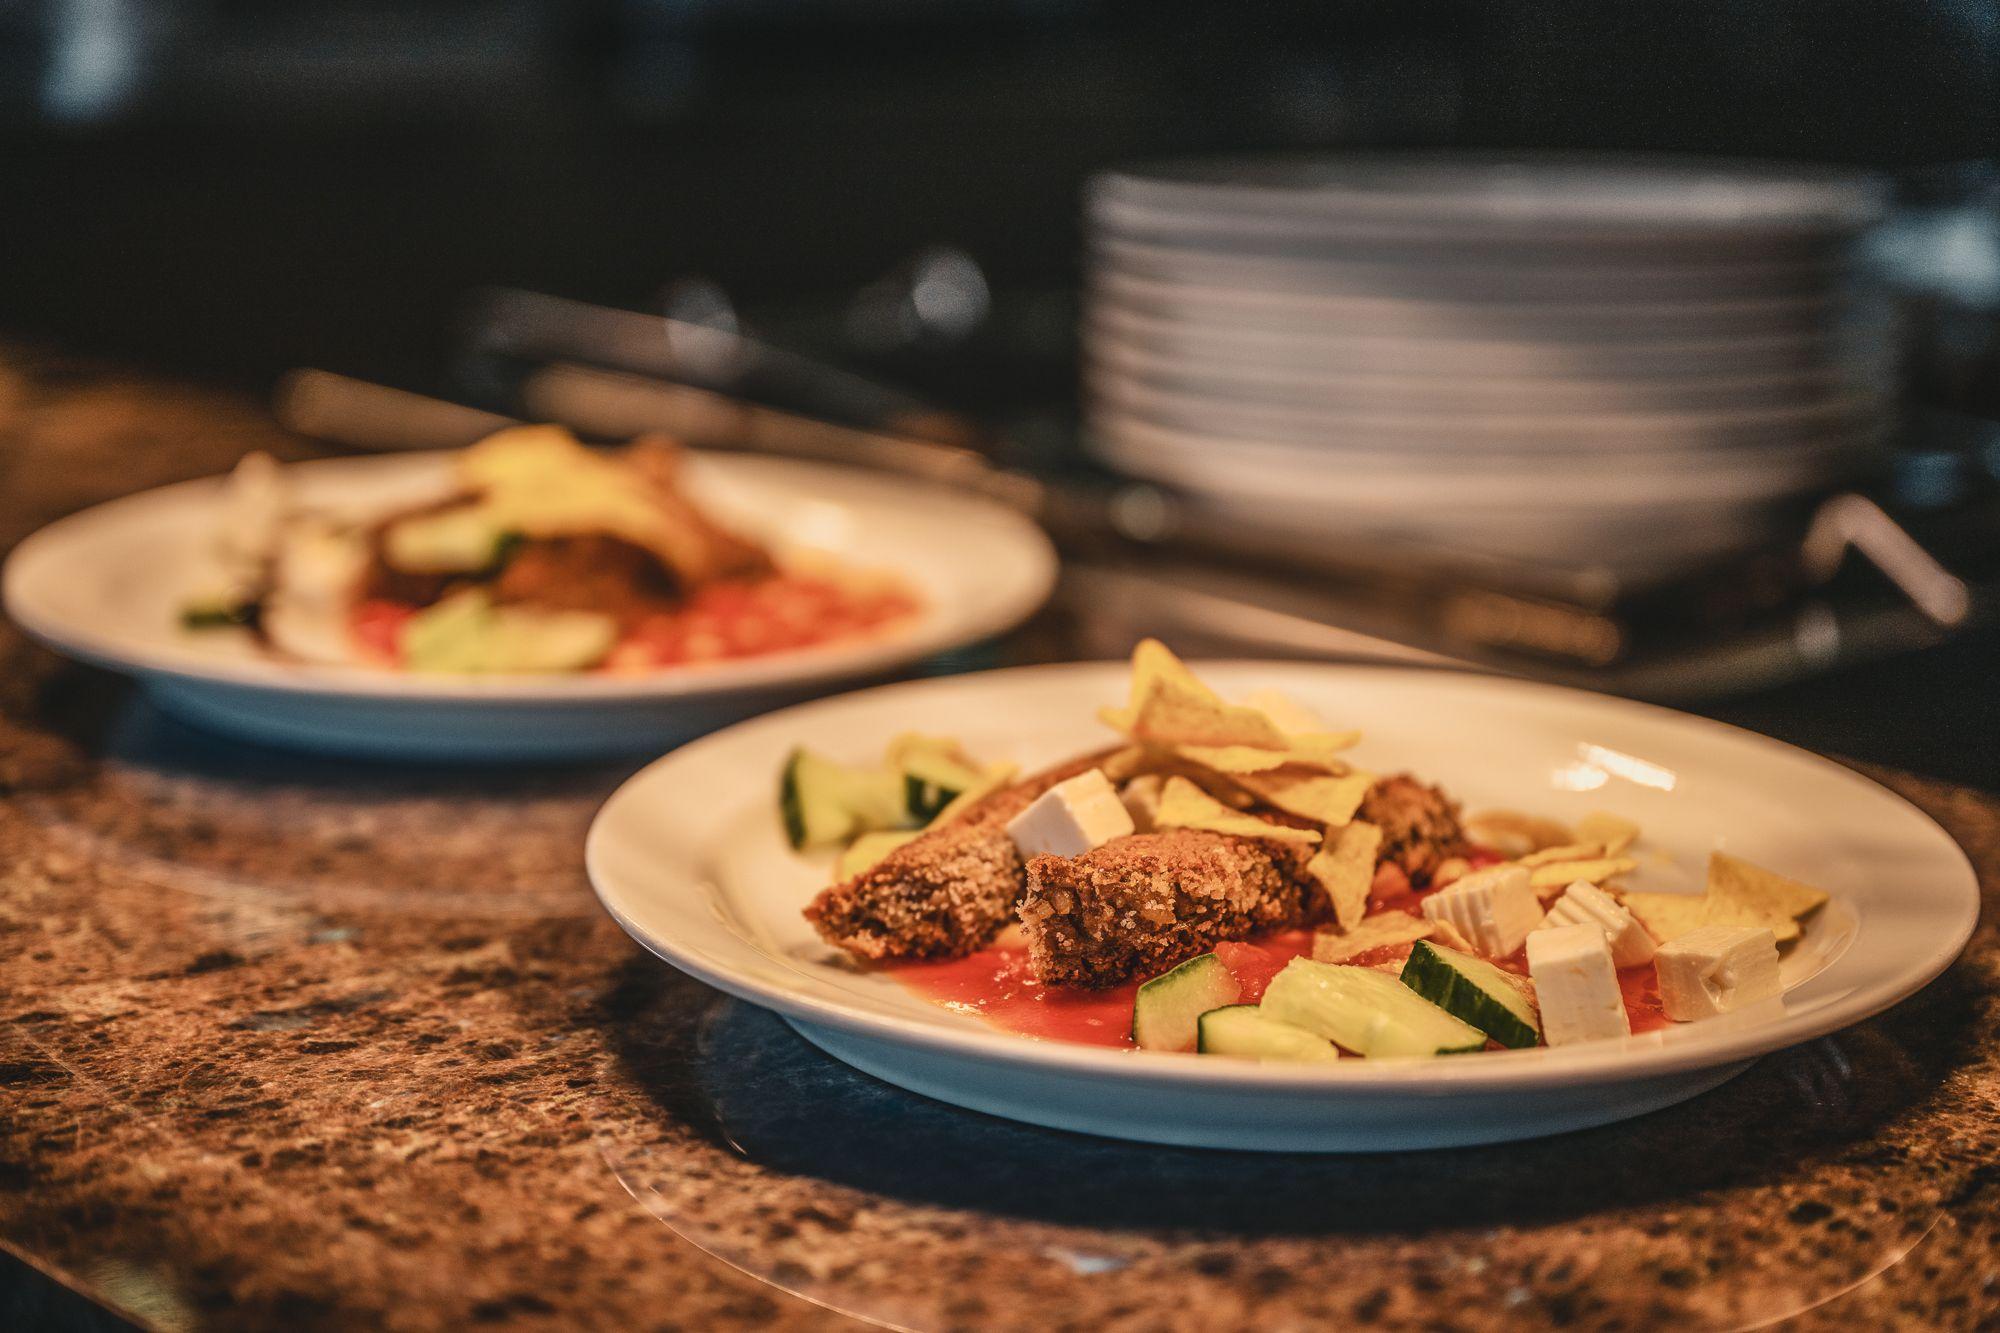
[588,656,1975,1148]
[3,436,1054,758]
[788,642,1827,1061]
[181,426,918,675]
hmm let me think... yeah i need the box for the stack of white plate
[1083,155,1892,578]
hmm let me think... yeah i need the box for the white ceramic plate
[1093,236,1847,303]
[1084,305,1863,380]
[587,661,1977,1152]
[1085,414,1875,507]
[3,451,1056,760]
[1090,156,1883,245]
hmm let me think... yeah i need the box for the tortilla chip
[1099,640,1295,748]
[1236,768,1376,827]
[1097,745,1154,785]
[1709,851,1829,923]
[1518,842,1609,867]
[1119,773,1165,833]
[1619,889,1798,945]
[1619,891,1711,944]
[1306,821,1382,930]
[1464,810,1574,858]
[1526,857,1638,895]
[1173,742,1353,777]
[1428,917,1478,954]
[1574,811,1640,856]
[1153,776,1321,846]
[1312,911,1433,963]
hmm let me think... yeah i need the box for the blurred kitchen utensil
[458,287,984,448]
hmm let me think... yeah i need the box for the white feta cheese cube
[1526,923,1631,1046]
[1542,880,1657,968]
[1239,687,1325,736]
[1421,863,1541,959]
[1006,769,1135,861]
[1654,924,1782,1022]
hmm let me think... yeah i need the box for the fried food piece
[625,437,774,586]
[805,751,1113,962]
[491,534,680,625]
[1018,831,1316,988]
[1358,773,1466,882]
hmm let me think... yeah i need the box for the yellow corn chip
[1518,842,1609,867]
[1464,810,1574,858]
[1526,857,1638,894]
[1428,917,1478,954]
[1306,821,1382,931]
[1708,851,1829,923]
[1099,640,1294,748]
[1618,891,1711,944]
[1700,893,1803,945]
[1575,811,1640,856]
[1173,743,1352,776]
[1120,772,1165,832]
[1620,887,1800,946]
[1153,776,1321,846]
[1236,768,1375,827]
[1096,745,1154,785]
[1312,911,1433,963]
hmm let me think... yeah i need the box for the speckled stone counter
[3,353,1999,1331]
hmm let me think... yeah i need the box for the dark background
[1,0,1996,790]
[4,1,1994,395]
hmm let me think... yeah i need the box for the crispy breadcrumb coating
[1359,773,1466,881]
[1018,830,1315,988]
[804,751,1112,962]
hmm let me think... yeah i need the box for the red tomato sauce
[350,571,918,671]
[892,923,1672,1048]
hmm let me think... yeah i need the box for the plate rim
[2,450,1057,704]
[586,659,1980,1095]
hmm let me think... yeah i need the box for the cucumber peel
[1400,940,1541,1049]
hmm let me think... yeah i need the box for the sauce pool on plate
[892,928,1670,1048]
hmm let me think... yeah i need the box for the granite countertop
[2,352,1998,1331]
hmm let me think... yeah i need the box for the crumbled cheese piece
[1421,863,1541,959]
[1006,769,1135,860]
[1526,924,1631,1046]
[1654,924,1782,1021]
[1542,880,1657,968]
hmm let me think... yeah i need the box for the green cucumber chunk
[887,734,986,821]
[1399,940,1541,1049]
[402,590,617,673]
[779,748,913,851]
[836,829,920,879]
[1260,958,1486,1058]
[1197,1005,1340,1062]
[180,594,255,630]
[1132,953,1242,1052]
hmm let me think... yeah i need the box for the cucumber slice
[778,748,912,851]
[1260,958,1487,1058]
[1197,1005,1340,1063]
[1132,954,1242,1052]
[1400,940,1542,1049]
[781,749,857,850]
[180,594,255,630]
[402,591,617,673]
[836,829,920,879]
[926,762,1019,827]
[888,734,986,822]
